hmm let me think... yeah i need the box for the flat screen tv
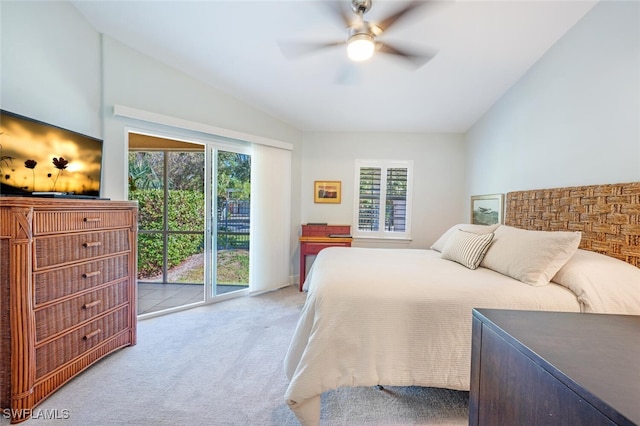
[0,110,103,198]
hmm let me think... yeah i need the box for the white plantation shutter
[354,160,413,239]
[357,167,382,232]
[385,167,408,232]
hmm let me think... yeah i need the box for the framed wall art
[314,181,341,204]
[471,193,504,225]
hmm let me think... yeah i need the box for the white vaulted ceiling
[71,0,597,133]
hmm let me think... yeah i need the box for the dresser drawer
[34,280,129,343]
[34,229,131,270]
[35,307,130,379]
[34,254,130,305]
[33,210,133,235]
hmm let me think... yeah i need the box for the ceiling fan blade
[323,0,354,29]
[377,42,436,68]
[279,40,345,59]
[376,0,426,33]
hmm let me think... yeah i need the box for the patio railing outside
[218,199,249,250]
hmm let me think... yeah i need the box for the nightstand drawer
[35,306,130,379]
[34,280,129,343]
[34,229,130,269]
[34,254,130,305]
[304,242,350,255]
[34,210,133,235]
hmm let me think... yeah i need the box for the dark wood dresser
[0,197,138,423]
[470,308,640,426]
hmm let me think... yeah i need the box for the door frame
[126,127,252,319]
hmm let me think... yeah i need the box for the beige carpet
[6,285,468,425]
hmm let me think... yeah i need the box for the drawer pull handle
[82,300,102,310]
[83,217,102,223]
[83,241,102,248]
[83,329,102,340]
[82,271,101,279]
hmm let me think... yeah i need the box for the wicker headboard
[505,182,640,268]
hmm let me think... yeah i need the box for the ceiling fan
[280,0,438,69]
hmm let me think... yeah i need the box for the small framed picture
[314,181,341,204]
[471,194,504,225]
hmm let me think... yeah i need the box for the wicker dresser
[0,197,138,423]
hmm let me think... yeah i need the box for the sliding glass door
[128,133,250,316]
[213,150,251,296]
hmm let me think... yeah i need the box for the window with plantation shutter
[354,160,413,239]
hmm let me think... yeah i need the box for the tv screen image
[0,110,103,197]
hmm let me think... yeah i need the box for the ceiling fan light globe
[347,34,375,62]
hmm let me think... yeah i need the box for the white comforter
[284,247,582,425]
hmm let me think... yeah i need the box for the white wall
[465,1,640,201]
[1,1,101,137]
[300,132,467,250]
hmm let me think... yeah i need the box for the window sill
[353,236,412,241]
[352,236,413,248]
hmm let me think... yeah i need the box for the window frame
[352,159,413,240]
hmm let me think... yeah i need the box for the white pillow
[552,249,640,314]
[441,229,494,270]
[430,223,500,252]
[480,225,581,286]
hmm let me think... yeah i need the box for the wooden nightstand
[299,224,351,291]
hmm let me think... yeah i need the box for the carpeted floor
[6,285,468,425]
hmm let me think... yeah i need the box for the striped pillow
[441,229,495,270]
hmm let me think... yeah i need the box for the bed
[284,182,640,425]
